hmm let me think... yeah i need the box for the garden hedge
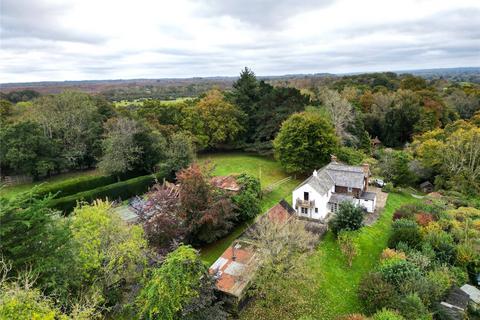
[49,171,167,213]
[36,175,117,199]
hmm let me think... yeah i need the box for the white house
[292,157,376,221]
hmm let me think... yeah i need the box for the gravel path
[364,187,388,226]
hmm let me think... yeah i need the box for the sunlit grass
[197,152,300,265]
[241,192,419,319]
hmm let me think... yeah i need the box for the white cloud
[0,0,479,82]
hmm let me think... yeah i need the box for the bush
[406,250,432,270]
[392,204,418,221]
[421,225,457,265]
[329,201,364,235]
[379,260,422,287]
[434,242,457,265]
[338,314,368,320]
[425,268,452,302]
[449,266,469,285]
[398,268,451,307]
[398,293,431,320]
[35,174,117,199]
[232,173,262,222]
[338,231,360,267]
[388,219,422,249]
[336,146,366,165]
[380,248,406,264]
[358,272,398,314]
[371,309,405,320]
[382,182,395,193]
[414,213,434,226]
[49,171,167,213]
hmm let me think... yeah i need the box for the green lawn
[0,169,101,199]
[197,153,301,265]
[241,192,419,319]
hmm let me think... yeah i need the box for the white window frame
[347,187,352,193]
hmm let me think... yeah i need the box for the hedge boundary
[36,175,117,199]
[49,171,166,213]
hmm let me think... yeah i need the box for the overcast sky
[1,0,479,83]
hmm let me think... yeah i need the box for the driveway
[364,186,388,226]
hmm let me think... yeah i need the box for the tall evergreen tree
[228,67,260,142]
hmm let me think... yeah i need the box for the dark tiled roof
[294,162,367,195]
[325,163,366,189]
[420,181,433,188]
[360,191,376,201]
[445,287,470,310]
[293,168,335,195]
[279,199,296,214]
[328,193,355,204]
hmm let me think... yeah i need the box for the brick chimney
[330,154,338,163]
[362,163,370,190]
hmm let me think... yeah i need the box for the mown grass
[0,169,101,199]
[197,152,300,265]
[241,192,419,320]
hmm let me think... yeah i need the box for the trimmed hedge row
[36,174,117,199]
[49,171,167,213]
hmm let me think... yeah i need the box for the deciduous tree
[137,245,225,320]
[274,111,339,174]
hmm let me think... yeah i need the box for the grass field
[241,192,419,320]
[197,152,301,265]
[0,169,101,199]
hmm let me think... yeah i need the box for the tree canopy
[274,111,339,174]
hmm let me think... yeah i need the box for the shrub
[392,204,418,221]
[380,248,406,263]
[415,213,434,226]
[338,314,368,320]
[338,231,360,267]
[398,293,431,320]
[49,171,167,213]
[398,268,451,307]
[382,182,395,193]
[358,272,398,314]
[388,219,422,249]
[449,266,469,285]
[336,146,366,165]
[406,250,432,270]
[425,268,452,302]
[232,173,262,222]
[455,243,479,267]
[329,201,364,235]
[371,309,405,320]
[379,260,422,287]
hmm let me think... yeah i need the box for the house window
[303,192,309,201]
[347,187,352,193]
[315,208,318,213]
[301,207,308,214]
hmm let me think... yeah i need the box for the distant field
[113,97,194,108]
[197,152,301,265]
[0,169,101,199]
[241,192,419,320]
